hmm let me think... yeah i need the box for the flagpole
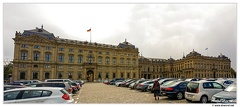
[90,28,92,43]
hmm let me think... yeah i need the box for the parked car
[129,82,136,89]
[72,80,84,87]
[185,80,225,103]
[118,79,133,87]
[211,82,236,103]
[161,81,189,100]
[109,79,124,85]
[122,79,136,87]
[185,78,201,82]
[148,78,177,92]
[125,79,137,87]
[27,82,73,94]
[4,87,74,104]
[44,79,73,84]
[12,80,33,85]
[4,85,27,91]
[133,79,149,89]
[140,80,155,92]
[158,80,181,94]
[71,82,80,93]
[5,82,25,86]
[215,79,234,88]
[103,80,110,85]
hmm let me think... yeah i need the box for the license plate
[187,94,193,97]
[161,92,166,95]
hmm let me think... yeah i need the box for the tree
[230,68,236,78]
[4,61,13,80]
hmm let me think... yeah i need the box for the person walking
[152,79,160,100]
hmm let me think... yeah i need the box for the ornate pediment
[14,35,56,44]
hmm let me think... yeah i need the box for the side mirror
[222,86,225,90]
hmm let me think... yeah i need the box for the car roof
[4,87,63,92]
[4,85,26,87]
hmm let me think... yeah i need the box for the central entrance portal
[87,70,94,82]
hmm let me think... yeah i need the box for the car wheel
[176,92,183,100]
[200,95,208,103]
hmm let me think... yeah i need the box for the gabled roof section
[186,49,201,58]
[118,39,136,49]
[21,25,55,40]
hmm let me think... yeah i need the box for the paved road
[73,83,189,104]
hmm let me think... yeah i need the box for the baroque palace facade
[12,26,233,81]
[139,51,232,79]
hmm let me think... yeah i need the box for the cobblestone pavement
[73,83,190,104]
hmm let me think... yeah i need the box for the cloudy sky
[2,3,237,70]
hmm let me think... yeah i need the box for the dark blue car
[160,81,189,100]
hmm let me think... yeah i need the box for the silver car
[211,82,236,103]
[4,87,74,104]
[185,80,225,103]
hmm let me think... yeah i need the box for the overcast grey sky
[3,4,237,70]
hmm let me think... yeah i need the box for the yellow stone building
[139,50,232,79]
[12,26,139,82]
[12,26,233,82]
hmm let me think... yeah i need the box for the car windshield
[162,81,177,86]
[224,83,236,92]
[158,79,166,83]
[168,81,182,87]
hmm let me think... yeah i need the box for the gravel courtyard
[73,82,189,104]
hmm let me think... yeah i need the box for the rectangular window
[98,52,102,54]
[59,55,64,62]
[127,59,130,65]
[98,58,102,64]
[106,58,110,65]
[20,72,25,79]
[68,72,72,79]
[98,72,102,78]
[33,53,39,61]
[45,65,50,68]
[78,56,82,63]
[78,66,82,69]
[58,72,63,79]
[78,72,82,79]
[69,66,73,69]
[21,52,27,60]
[20,64,26,68]
[69,55,74,63]
[106,72,109,78]
[133,73,136,78]
[133,60,136,65]
[106,52,109,55]
[46,46,51,50]
[88,56,92,63]
[127,73,130,78]
[59,47,64,51]
[34,45,40,49]
[21,44,28,48]
[45,72,50,79]
[121,59,124,65]
[121,73,124,78]
[32,72,38,79]
[113,58,116,65]
[69,48,74,52]
[58,65,63,69]
[45,54,51,62]
[78,49,83,53]
[113,73,116,78]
